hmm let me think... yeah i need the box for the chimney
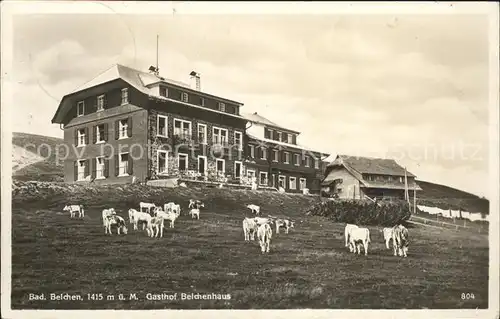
[189,71,201,91]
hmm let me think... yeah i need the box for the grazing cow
[189,208,200,220]
[102,208,116,229]
[104,215,128,235]
[164,202,181,215]
[253,217,274,226]
[128,208,152,231]
[147,216,165,238]
[246,204,260,215]
[392,224,409,257]
[156,210,180,229]
[63,205,84,218]
[348,227,371,256]
[188,199,205,209]
[242,217,258,241]
[382,227,394,249]
[257,223,273,254]
[139,202,156,214]
[344,223,359,252]
[275,218,295,234]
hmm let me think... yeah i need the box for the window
[216,158,225,175]
[95,157,105,179]
[289,177,297,190]
[278,175,286,189]
[77,160,86,181]
[118,153,129,176]
[234,131,243,150]
[388,176,394,181]
[157,115,168,137]
[259,172,268,186]
[299,178,307,190]
[198,124,207,144]
[160,86,168,97]
[294,154,300,166]
[282,133,288,143]
[97,95,105,111]
[77,101,85,117]
[218,102,226,112]
[399,177,404,183]
[213,127,228,145]
[181,92,189,102]
[77,128,86,147]
[284,152,290,164]
[234,161,242,179]
[277,131,282,142]
[314,157,320,169]
[174,119,192,138]
[305,155,310,167]
[200,97,205,107]
[95,124,105,143]
[249,145,255,158]
[264,128,271,139]
[121,88,129,105]
[178,153,188,171]
[157,150,169,175]
[272,149,279,162]
[261,147,267,160]
[198,156,207,175]
[118,119,129,139]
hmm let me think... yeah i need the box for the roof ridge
[71,63,119,93]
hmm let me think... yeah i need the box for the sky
[9,5,494,198]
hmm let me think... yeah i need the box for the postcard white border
[1,1,499,319]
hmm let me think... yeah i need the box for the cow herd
[63,201,409,257]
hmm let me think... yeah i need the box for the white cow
[188,199,205,209]
[189,208,200,220]
[392,224,409,257]
[349,227,371,256]
[139,202,156,214]
[147,216,165,238]
[102,208,116,229]
[344,223,359,252]
[164,202,181,215]
[275,218,295,234]
[129,208,152,231]
[243,217,258,241]
[247,204,260,215]
[63,205,84,218]
[104,215,128,235]
[156,210,180,229]
[253,217,274,226]
[257,223,273,254]
[382,227,394,249]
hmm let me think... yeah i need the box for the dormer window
[121,88,129,105]
[218,102,225,112]
[181,92,189,102]
[200,97,205,106]
[77,101,85,117]
[160,86,168,97]
[97,95,105,111]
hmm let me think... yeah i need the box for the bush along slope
[306,199,413,226]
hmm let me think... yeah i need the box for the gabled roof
[328,155,416,177]
[52,64,243,124]
[242,112,300,134]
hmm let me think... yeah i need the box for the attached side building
[321,155,422,200]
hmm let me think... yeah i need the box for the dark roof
[242,112,300,134]
[328,155,416,177]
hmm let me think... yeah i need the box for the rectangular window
[282,133,288,143]
[97,95,105,111]
[314,157,320,169]
[95,125,105,143]
[119,119,129,139]
[198,123,207,144]
[96,157,105,179]
[234,131,243,150]
[294,154,300,166]
[119,153,129,176]
[181,92,189,102]
[77,101,85,117]
[272,149,279,162]
[218,102,226,112]
[278,175,286,189]
[234,161,242,179]
[259,172,268,186]
[299,178,306,190]
[157,115,168,137]
[216,158,225,175]
[197,156,207,175]
[305,155,310,167]
[157,150,169,175]
[277,131,282,142]
[261,147,267,160]
[249,145,255,158]
[200,97,205,106]
[77,160,86,181]
[399,177,404,183]
[284,152,290,164]
[160,86,168,97]
[174,119,192,138]
[213,127,228,145]
[178,153,188,171]
[264,128,271,139]
[77,128,86,147]
[289,177,297,190]
[121,88,129,105]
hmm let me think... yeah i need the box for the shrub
[306,199,412,226]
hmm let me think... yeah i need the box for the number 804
[461,293,475,300]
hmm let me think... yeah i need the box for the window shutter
[114,154,119,176]
[273,130,277,140]
[127,117,133,137]
[104,123,109,141]
[84,127,89,145]
[74,129,78,146]
[115,120,119,140]
[292,134,297,144]
[84,159,90,177]
[91,158,96,179]
[74,161,78,181]
[283,133,288,143]
[104,159,109,177]
[128,155,133,175]
[92,126,97,144]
